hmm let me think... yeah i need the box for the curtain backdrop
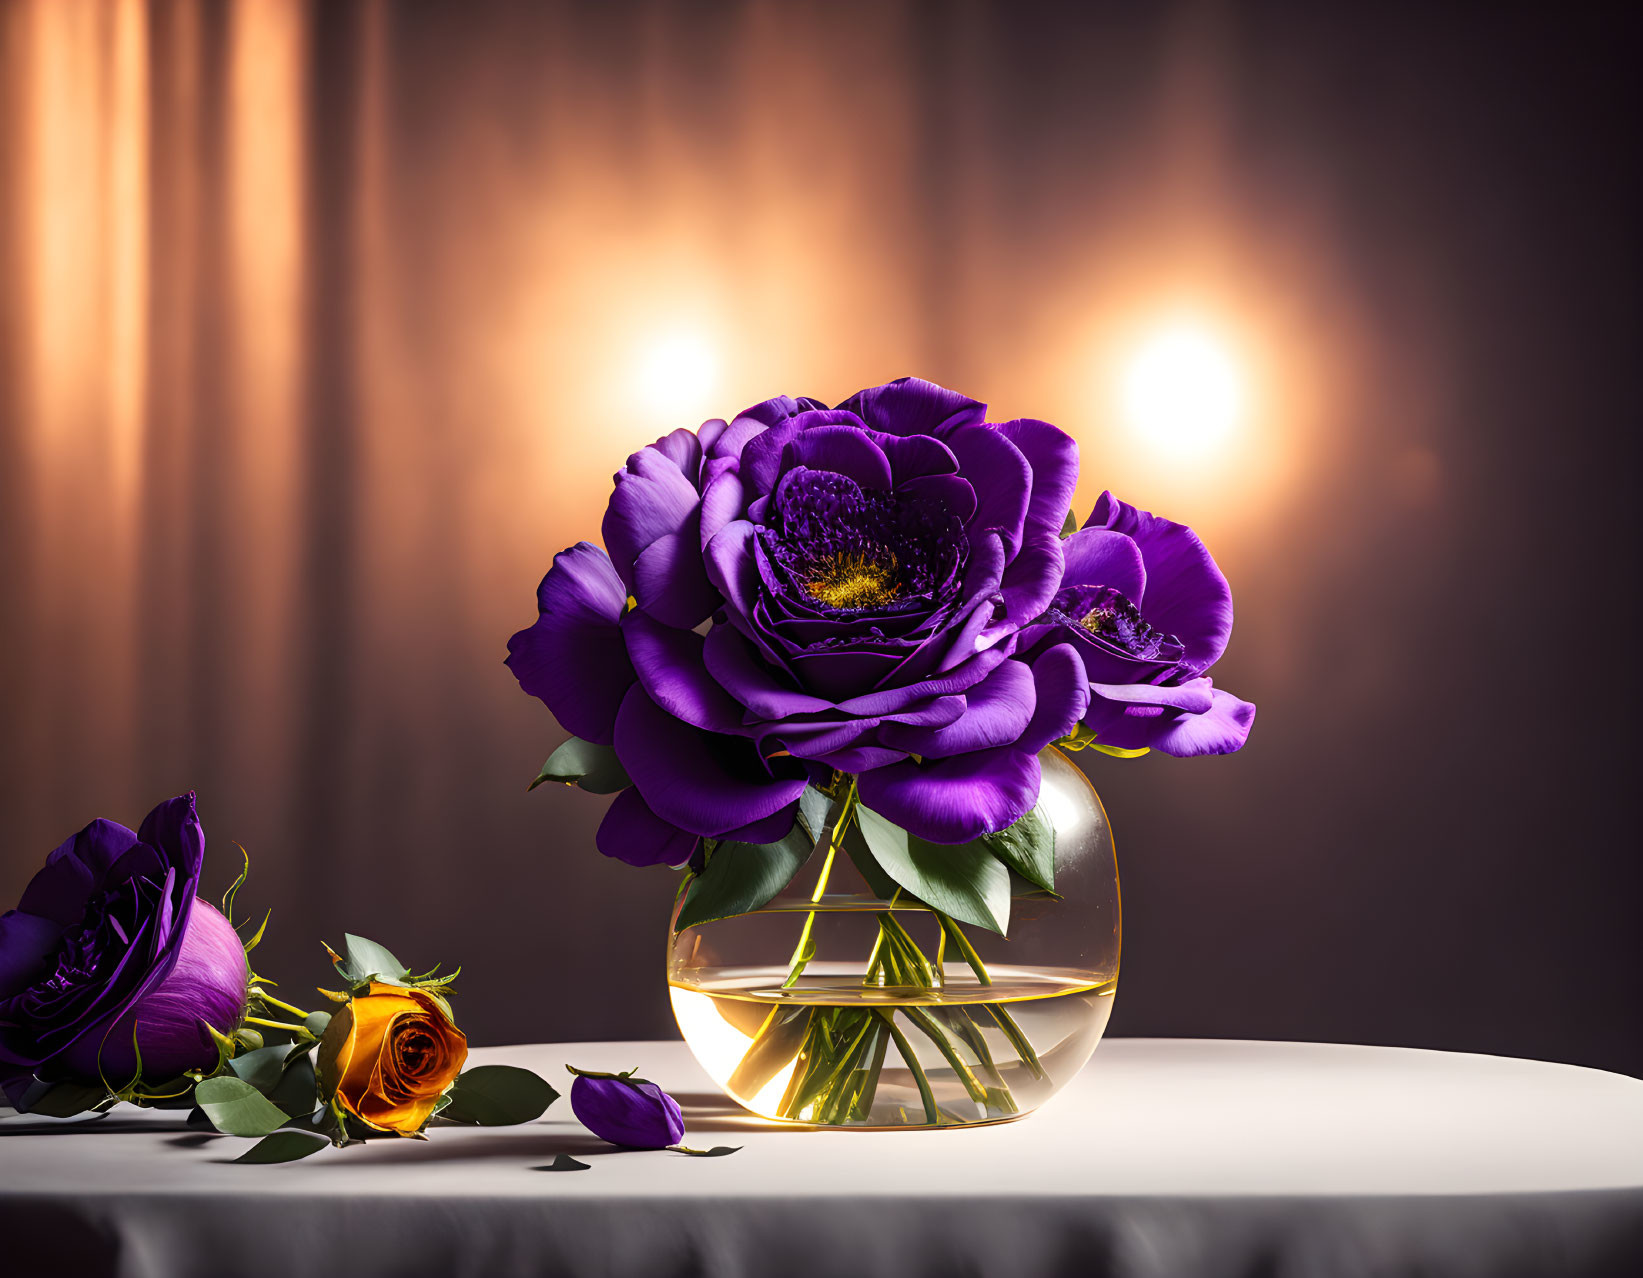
[2,0,1638,1070]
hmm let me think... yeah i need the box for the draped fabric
[1,1,1638,1069]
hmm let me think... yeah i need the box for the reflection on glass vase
[668,747,1119,1129]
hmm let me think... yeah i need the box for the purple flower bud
[569,1069,685,1149]
[61,898,249,1080]
[0,793,250,1101]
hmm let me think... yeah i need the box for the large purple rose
[508,378,1090,856]
[0,793,249,1104]
[1022,492,1256,756]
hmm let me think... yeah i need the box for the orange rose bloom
[317,982,468,1134]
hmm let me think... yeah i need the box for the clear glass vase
[668,747,1120,1129]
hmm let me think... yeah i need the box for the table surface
[5,1038,1643,1278]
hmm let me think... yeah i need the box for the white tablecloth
[3,1038,1641,1277]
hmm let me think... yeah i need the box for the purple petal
[699,469,747,550]
[571,1075,686,1148]
[596,788,700,868]
[996,418,1079,538]
[838,643,1013,718]
[730,394,812,433]
[622,611,746,734]
[67,899,249,1080]
[945,426,1030,557]
[1083,681,1255,756]
[708,414,770,464]
[602,446,702,588]
[757,717,881,760]
[783,425,894,491]
[703,626,833,718]
[631,520,719,629]
[1149,687,1256,756]
[648,427,703,480]
[878,659,1036,758]
[719,802,801,844]
[506,543,636,746]
[0,909,64,1001]
[1060,528,1146,603]
[696,417,729,454]
[16,819,139,926]
[135,792,206,886]
[835,377,987,438]
[898,473,977,526]
[810,745,908,772]
[703,522,763,632]
[875,432,959,485]
[1019,644,1090,753]
[788,647,905,701]
[614,687,807,837]
[1089,676,1216,714]
[995,527,1064,631]
[857,747,1042,844]
[738,420,806,498]
[1086,492,1233,671]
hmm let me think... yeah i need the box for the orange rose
[316,982,468,1134]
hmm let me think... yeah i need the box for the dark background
[2,1,1639,1074]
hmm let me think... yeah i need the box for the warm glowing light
[1122,323,1245,455]
[668,985,795,1115]
[635,331,718,417]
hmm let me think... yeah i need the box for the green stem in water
[902,1006,989,1105]
[986,1004,1046,1081]
[878,1010,940,1126]
[935,911,1044,1081]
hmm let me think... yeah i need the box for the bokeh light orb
[1121,323,1245,455]
[636,331,719,418]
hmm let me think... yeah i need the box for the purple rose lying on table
[0,793,249,1107]
[507,376,1254,871]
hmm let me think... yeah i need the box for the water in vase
[671,962,1116,1127]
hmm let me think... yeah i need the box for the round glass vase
[667,747,1120,1129]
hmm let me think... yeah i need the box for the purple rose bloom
[1023,492,1256,755]
[569,1068,686,1149]
[508,378,1090,858]
[0,793,249,1104]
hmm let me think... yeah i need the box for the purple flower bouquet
[509,378,1253,1126]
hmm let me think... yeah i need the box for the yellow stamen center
[1079,608,1115,636]
[805,552,900,610]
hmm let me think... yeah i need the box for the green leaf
[1059,507,1079,538]
[797,785,834,844]
[675,822,813,931]
[333,934,411,986]
[544,1153,591,1171]
[14,1080,108,1118]
[439,1065,559,1126]
[841,818,898,899]
[979,802,1056,894]
[529,737,632,794]
[670,1144,741,1156]
[269,1052,318,1119]
[855,805,1011,935]
[304,1011,332,1039]
[241,908,271,955]
[194,1076,292,1137]
[227,1044,295,1095]
[232,1129,330,1164]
